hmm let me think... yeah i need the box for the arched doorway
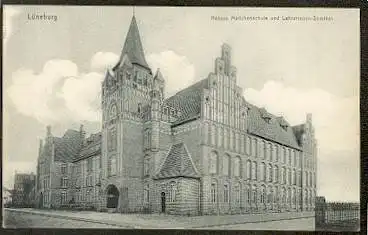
[106,185,119,208]
[161,192,166,212]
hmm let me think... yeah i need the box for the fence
[315,196,359,231]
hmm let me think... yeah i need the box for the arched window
[108,156,116,176]
[279,146,284,162]
[210,181,217,203]
[251,161,257,180]
[168,182,177,202]
[282,187,287,204]
[109,104,117,119]
[281,167,285,184]
[266,143,271,161]
[144,157,149,176]
[246,136,251,155]
[234,156,241,177]
[273,186,277,203]
[251,138,257,157]
[274,165,279,183]
[211,125,216,146]
[224,183,229,203]
[107,126,117,151]
[292,169,296,185]
[260,185,266,204]
[209,152,218,174]
[252,185,257,204]
[223,154,230,176]
[144,185,149,203]
[272,144,277,162]
[137,103,142,113]
[218,126,223,147]
[246,160,251,179]
[268,164,272,182]
[246,185,251,204]
[286,168,290,185]
[259,141,265,159]
[260,162,266,181]
[268,186,273,204]
[235,183,240,204]
[287,188,291,205]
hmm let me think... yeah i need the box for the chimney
[46,125,52,137]
[80,124,86,146]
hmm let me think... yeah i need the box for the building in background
[36,14,317,216]
[12,172,35,206]
[3,187,13,206]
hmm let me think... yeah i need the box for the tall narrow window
[234,156,241,177]
[211,182,217,203]
[246,160,251,179]
[61,191,67,204]
[61,164,67,174]
[260,162,266,182]
[251,161,257,180]
[144,157,149,176]
[246,136,251,155]
[223,154,230,176]
[235,183,240,204]
[251,138,257,157]
[108,127,117,151]
[268,164,273,182]
[224,183,229,203]
[252,186,257,204]
[209,152,218,174]
[169,182,176,202]
[108,156,117,176]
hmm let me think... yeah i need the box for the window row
[209,152,302,186]
[205,126,301,167]
[108,157,117,177]
[210,183,316,205]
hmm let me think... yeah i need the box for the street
[3,209,123,228]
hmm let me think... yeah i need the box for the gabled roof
[73,132,102,162]
[246,103,301,149]
[116,16,150,70]
[53,129,82,162]
[163,78,208,125]
[154,143,200,179]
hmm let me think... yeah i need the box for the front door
[161,192,166,212]
[39,192,43,208]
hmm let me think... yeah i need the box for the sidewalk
[5,208,315,229]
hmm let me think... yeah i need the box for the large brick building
[36,15,317,215]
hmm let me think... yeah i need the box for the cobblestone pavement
[209,217,315,230]
[3,209,123,228]
[3,208,316,230]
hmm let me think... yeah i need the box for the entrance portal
[106,185,119,208]
[161,192,166,212]
[39,192,43,208]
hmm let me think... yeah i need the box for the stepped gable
[163,78,208,125]
[73,132,102,162]
[154,143,200,179]
[53,129,83,162]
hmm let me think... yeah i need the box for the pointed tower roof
[154,68,164,81]
[120,15,150,69]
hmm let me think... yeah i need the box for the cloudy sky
[3,6,359,202]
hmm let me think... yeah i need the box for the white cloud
[147,50,195,97]
[244,80,359,156]
[90,52,119,72]
[3,6,21,48]
[6,52,112,124]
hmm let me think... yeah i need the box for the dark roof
[246,103,301,149]
[116,16,150,69]
[73,132,102,162]
[53,129,82,162]
[292,124,305,146]
[163,78,208,125]
[154,143,200,179]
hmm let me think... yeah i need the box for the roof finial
[133,6,135,17]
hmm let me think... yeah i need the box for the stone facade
[35,14,317,216]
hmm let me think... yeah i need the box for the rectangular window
[224,184,229,203]
[61,191,67,204]
[61,177,68,188]
[211,184,217,203]
[61,164,67,174]
[87,158,93,172]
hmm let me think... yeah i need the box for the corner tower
[101,14,154,212]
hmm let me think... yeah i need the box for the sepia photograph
[2,5,360,231]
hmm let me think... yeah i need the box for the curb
[191,215,315,228]
[5,208,136,229]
